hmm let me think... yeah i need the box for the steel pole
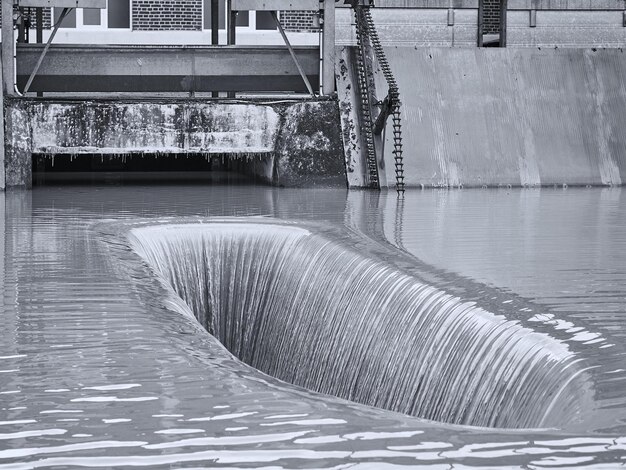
[2,0,15,96]
[322,0,335,95]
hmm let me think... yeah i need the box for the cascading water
[128,221,593,429]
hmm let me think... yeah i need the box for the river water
[0,183,624,468]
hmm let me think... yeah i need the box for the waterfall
[128,221,592,429]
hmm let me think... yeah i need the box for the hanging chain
[362,8,405,195]
[354,7,379,189]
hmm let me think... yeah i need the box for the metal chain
[363,8,405,194]
[354,7,379,188]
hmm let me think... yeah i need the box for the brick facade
[280,11,319,33]
[1,1,501,36]
[483,0,501,34]
[132,0,203,30]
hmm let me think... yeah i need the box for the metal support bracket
[373,93,393,136]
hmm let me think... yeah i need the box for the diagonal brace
[23,7,71,95]
[271,11,315,97]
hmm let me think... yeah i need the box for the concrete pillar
[0,50,5,190]
[322,0,335,95]
[2,0,15,96]
[4,102,32,188]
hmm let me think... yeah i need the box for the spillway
[128,220,593,430]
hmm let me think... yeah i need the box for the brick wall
[132,0,202,31]
[483,0,501,34]
[280,11,319,33]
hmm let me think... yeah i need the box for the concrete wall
[373,47,626,188]
[507,0,626,47]
[3,99,345,189]
[336,7,479,48]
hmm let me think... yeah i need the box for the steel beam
[2,0,15,96]
[231,0,319,10]
[18,0,105,7]
[322,0,335,95]
[16,44,320,93]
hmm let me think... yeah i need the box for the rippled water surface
[1,184,625,468]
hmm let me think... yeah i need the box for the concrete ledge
[3,98,346,188]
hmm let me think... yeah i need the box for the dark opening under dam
[128,220,594,430]
[32,153,275,186]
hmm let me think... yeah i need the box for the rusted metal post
[2,0,15,96]
[322,0,335,95]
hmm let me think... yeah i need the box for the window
[83,8,101,26]
[108,0,130,28]
[54,7,76,28]
[54,0,130,29]
[255,11,276,30]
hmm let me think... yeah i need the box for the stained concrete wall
[274,101,345,187]
[372,47,626,188]
[3,99,345,188]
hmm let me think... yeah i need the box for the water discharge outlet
[128,220,594,430]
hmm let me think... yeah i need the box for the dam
[1,0,626,468]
